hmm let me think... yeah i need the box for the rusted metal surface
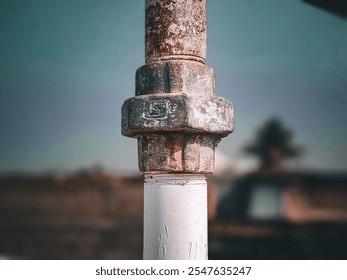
[121,0,234,173]
[122,94,233,137]
[136,61,215,96]
[145,0,206,64]
[138,134,215,173]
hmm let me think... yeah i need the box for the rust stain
[121,0,234,174]
[146,0,206,63]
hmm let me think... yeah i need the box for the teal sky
[1,0,347,172]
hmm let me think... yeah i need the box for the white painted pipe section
[144,173,208,260]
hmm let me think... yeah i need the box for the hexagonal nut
[136,60,215,96]
[121,93,234,137]
[138,134,216,173]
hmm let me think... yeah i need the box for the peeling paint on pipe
[144,173,208,259]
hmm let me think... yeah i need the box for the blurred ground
[0,118,346,259]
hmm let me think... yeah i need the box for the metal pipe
[121,0,234,259]
[145,0,206,64]
[144,174,207,259]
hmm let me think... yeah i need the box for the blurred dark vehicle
[210,118,347,259]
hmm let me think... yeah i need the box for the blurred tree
[244,118,302,171]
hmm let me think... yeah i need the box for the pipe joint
[135,61,215,97]
[122,94,233,137]
[121,0,234,173]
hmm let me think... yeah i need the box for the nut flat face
[136,60,215,96]
[121,93,234,137]
[122,94,186,136]
[138,134,215,173]
[186,96,234,135]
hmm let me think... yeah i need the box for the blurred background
[0,0,346,259]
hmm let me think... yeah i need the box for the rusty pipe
[145,0,206,64]
[121,0,234,259]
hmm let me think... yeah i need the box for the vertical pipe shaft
[143,0,209,259]
[145,0,206,63]
[122,0,233,260]
[144,174,207,260]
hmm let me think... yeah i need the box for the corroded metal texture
[136,61,215,96]
[121,0,234,173]
[139,134,215,173]
[145,0,206,64]
[122,94,233,137]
